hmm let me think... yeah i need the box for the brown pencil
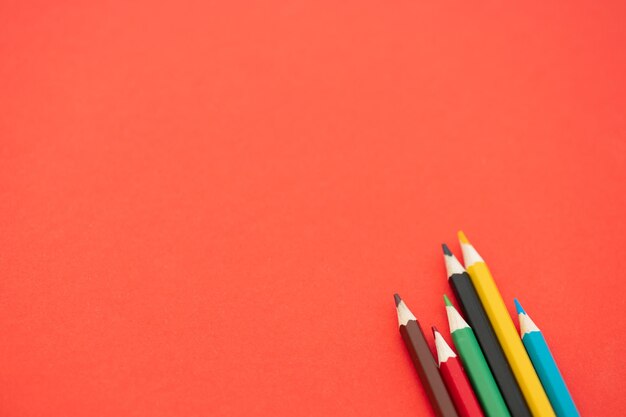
[395,294,459,417]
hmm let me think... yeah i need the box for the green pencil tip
[514,298,525,315]
[443,294,453,307]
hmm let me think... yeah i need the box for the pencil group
[393,232,579,417]
[443,244,532,417]
[432,326,484,417]
[395,294,459,417]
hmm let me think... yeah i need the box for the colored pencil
[443,244,531,417]
[444,295,511,417]
[395,294,459,417]
[432,326,485,417]
[458,231,555,417]
[514,300,580,417]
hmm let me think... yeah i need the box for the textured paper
[1,1,625,416]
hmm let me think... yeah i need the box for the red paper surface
[1,1,625,416]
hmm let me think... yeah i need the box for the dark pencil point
[394,293,402,306]
[432,325,440,337]
[442,243,452,256]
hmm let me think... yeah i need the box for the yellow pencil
[458,231,555,417]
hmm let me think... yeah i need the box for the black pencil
[394,294,459,417]
[442,244,532,417]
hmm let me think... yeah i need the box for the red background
[2,1,625,416]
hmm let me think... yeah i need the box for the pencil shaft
[451,327,511,417]
[400,321,459,417]
[522,331,580,417]
[450,274,531,417]
[465,261,555,417]
[439,356,484,417]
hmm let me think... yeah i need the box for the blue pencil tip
[514,298,525,315]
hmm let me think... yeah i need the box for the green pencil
[444,295,511,417]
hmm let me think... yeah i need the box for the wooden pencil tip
[394,293,402,307]
[457,230,470,244]
[431,325,440,336]
[442,243,452,256]
[443,294,453,307]
[514,298,525,315]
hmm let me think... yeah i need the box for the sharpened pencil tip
[442,243,452,256]
[458,230,469,244]
[432,325,440,337]
[514,298,525,315]
[394,293,402,306]
[443,294,453,307]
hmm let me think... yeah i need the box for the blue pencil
[514,300,580,417]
